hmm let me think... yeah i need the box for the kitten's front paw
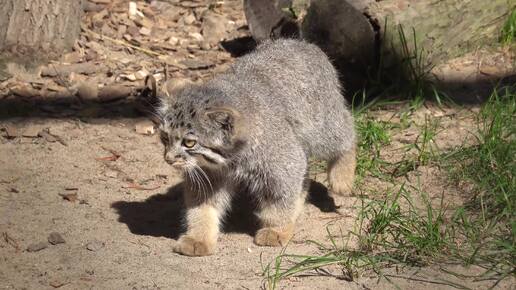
[254,227,292,247]
[174,236,215,256]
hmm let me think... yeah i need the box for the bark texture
[243,0,299,41]
[367,0,516,67]
[0,0,82,60]
[302,0,375,92]
[244,0,515,88]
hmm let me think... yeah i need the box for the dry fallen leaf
[58,192,78,202]
[96,147,122,161]
[49,280,68,288]
[123,183,160,191]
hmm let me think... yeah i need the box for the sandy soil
[1,107,514,290]
[0,0,514,289]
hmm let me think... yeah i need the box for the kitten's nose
[164,152,183,166]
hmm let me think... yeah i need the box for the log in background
[0,0,83,61]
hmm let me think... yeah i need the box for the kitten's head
[156,79,246,173]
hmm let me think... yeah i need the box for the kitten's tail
[327,145,356,196]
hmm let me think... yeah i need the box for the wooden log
[0,0,83,61]
[366,0,516,67]
[244,0,515,93]
[243,0,299,41]
[302,0,376,92]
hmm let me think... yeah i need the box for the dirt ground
[0,1,514,289]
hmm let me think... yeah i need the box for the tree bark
[0,0,82,61]
[302,0,375,92]
[366,0,515,67]
[244,0,515,92]
[243,0,299,41]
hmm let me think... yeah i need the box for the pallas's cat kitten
[157,39,355,256]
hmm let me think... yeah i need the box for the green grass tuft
[354,115,392,182]
[263,86,516,289]
[446,86,515,219]
[500,9,516,45]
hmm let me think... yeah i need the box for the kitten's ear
[143,74,158,105]
[154,78,194,120]
[205,107,246,139]
[144,74,157,98]
[143,75,162,124]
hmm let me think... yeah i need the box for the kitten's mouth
[171,161,186,169]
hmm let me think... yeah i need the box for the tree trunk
[0,0,82,61]
[302,0,375,93]
[243,0,299,41]
[244,0,515,92]
[366,0,515,67]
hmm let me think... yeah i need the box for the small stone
[128,1,138,17]
[27,242,48,252]
[120,73,137,81]
[48,232,66,245]
[189,32,204,42]
[182,14,196,25]
[178,38,189,46]
[135,120,155,135]
[134,69,148,80]
[201,12,228,44]
[167,36,179,46]
[139,27,152,36]
[134,17,154,29]
[86,240,104,252]
[200,42,211,50]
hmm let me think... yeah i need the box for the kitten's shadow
[111,183,186,239]
[111,180,337,239]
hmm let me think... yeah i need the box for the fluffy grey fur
[158,39,355,255]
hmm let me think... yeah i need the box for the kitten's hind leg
[327,144,356,196]
[254,191,306,247]
[174,188,230,256]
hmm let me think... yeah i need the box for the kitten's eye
[182,139,197,148]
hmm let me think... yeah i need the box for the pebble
[182,14,196,25]
[26,242,48,252]
[48,232,66,245]
[86,240,104,251]
[189,32,204,42]
[201,12,228,44]
[139,27,152,36]
[167,36,179,46]
[135,120,155,135]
